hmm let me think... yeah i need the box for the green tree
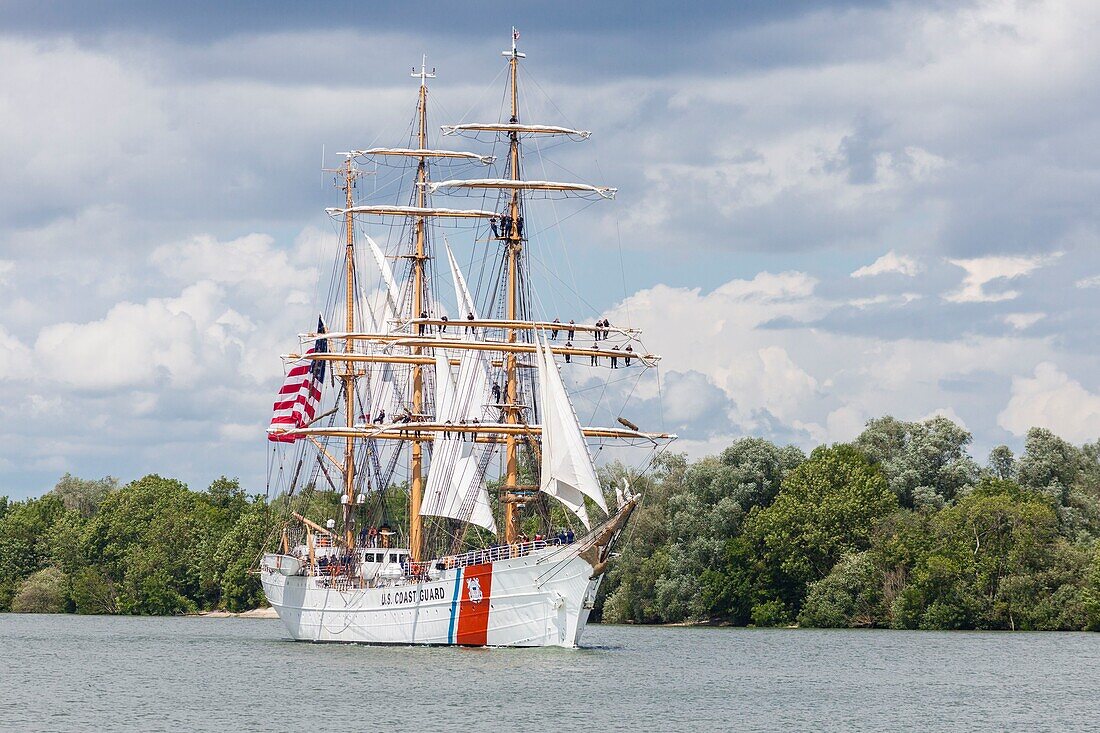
[0,494,65,610]
[214,500,275,611]
[892,479,1080,630]
[83,475,216,615]
[856,416,980,508]
[1018,428,1083,503]
[1017,429,1100,537]
[655,439,803,623]
[11,567,70,613]
[43,509,87,575]
[50,474,118,518]
[987,445,1016,481]
[71,567,118,614]
[599,454,686,623]
[745,444,897,617]
[798,551,885,628]
[1084,547,1100,631]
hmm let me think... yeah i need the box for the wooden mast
[503,30,524,544]
[341,156,358,548]
[409,57,435,563]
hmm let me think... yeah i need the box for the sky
[1,0,1098,499]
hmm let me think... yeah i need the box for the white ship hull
[260,542,602,647]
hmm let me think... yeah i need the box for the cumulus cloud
[152,232,318,292]
[998,363,1100,442]
[851,250,923,278]
[33,282,245,391]
[0,325,31,381]
[1076,274,1100,289]
[846,293,922,309]
[605,270,1058,452]
[943,254,1060,303]
[1003,312,1045,330]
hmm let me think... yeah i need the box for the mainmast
[502,29,526,545]
[409,57,435,563]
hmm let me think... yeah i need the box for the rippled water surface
[3,614,1099,732]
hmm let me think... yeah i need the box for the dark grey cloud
[2,1,894,44]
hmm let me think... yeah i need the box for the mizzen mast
[335,155,362,549]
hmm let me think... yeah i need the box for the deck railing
[286,536,579,583]
[437,538,568,571]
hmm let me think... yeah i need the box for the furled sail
[426,179,616,200]
[326,205,497,219]
[535,334,609,529]
[421,354,496,532]
[350,148,496,165]
[441,123,591,140]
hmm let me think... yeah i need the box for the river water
[2,614,1098,732]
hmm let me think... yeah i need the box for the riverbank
[190,606,278,619]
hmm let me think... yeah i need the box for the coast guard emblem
[467,577,484,604]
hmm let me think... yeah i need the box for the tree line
[0,475,272,614]
[2,415,1099,629]
[599,417,1100,630]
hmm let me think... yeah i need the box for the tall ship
[259,31,675,647]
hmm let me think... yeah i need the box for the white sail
[441,123,592,139]
[534,335,588,528]
[366,235,401,325]
[357,235,401,424]
[421,354,496,532]
[433,355,457,421]
[445,238,477,320]
[351,147,496,165]
[327,205,498,218]
[535,335,609,529]
[539,334,609,514]
[427,179,616,200]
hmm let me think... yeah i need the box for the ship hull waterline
[260,543,603,648]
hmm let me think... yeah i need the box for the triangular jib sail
[535,334,609,529]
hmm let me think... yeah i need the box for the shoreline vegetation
[2,415,1098,631]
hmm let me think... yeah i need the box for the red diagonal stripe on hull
[456,562,493,646]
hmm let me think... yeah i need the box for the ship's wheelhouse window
[389,553,398,563]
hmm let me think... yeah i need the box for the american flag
[268,316,327,442]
